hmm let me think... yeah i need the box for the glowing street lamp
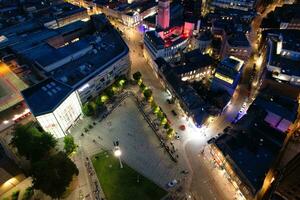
[114,146,123,169]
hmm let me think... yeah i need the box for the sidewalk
[0,177,32,199]
[202,145,246,200]
[65,143,106,200]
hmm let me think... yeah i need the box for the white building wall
[36,91,82,138]
[36,113,65,138]
[53,92,82,132]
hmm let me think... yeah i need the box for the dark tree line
[11,123,78,198]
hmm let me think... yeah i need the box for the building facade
[221,33,252,61]
[272,153,300,200]
[209,0,257,11]
[211,56,244,95]
[266,33,300,86]
[157,0,170,29]
[36,90,82,138]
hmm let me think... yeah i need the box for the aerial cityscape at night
[0,0,299,200]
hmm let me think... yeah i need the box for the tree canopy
[82,103,95,116]
[133,71,142,81]
[143,89,153,100]
[63,135,77,155]
[95,96,104,107]
[10,123,56,162]
[31,152,79,198]
[139,82,146,91]
[105,88,115,98]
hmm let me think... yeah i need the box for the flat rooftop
[10,29,58,54]
[267,32,300,77]
[215,121,286,193]
[0,20,41,49]
[174,50,214,75]
[21,17,129,115]
[8,20,88,55]
[52,29,128,88]
[22,36,92,70]
[21,78,73,116]
[253,84,298,122]
[156,58,209,125]
[227,32,250,47]
[262,4,300,27]
[215,57,243,79]
[0,62,28,112]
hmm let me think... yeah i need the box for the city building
[157,0,170,29]
[209,106,287,199]
[210,14,251,60]
[150,51,229,127]
[271,153,300,200]
[261,4,300,30]
[143,0,196,62]
[22,79,81,138]
[190,31,212,53]
[19,14,130,138]
[142,2,185,30]
[25,2,89,29]
[155,58,210,127]
[252,80,299,133]
[211,56,244,95]
[209,0,258,11]
[174,49,215,81]
[221,33,252,61]
[0,143,26,196]
[95,0,158,27]
[265,31,300,87]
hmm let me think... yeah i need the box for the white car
[239,108,244,114]
[167,179,178,188]
[242,102,247,108]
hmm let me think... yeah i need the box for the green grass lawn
[92,151,167,200]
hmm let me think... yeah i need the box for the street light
[114,146,123,169]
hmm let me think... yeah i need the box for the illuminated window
[215,73,234,84]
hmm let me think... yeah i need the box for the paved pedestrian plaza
[72,97,183,188]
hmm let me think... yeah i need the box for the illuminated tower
[157,0,170,29]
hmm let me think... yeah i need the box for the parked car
[167,179,178,188]
[179,125,186,131]
[242,102,247,108]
